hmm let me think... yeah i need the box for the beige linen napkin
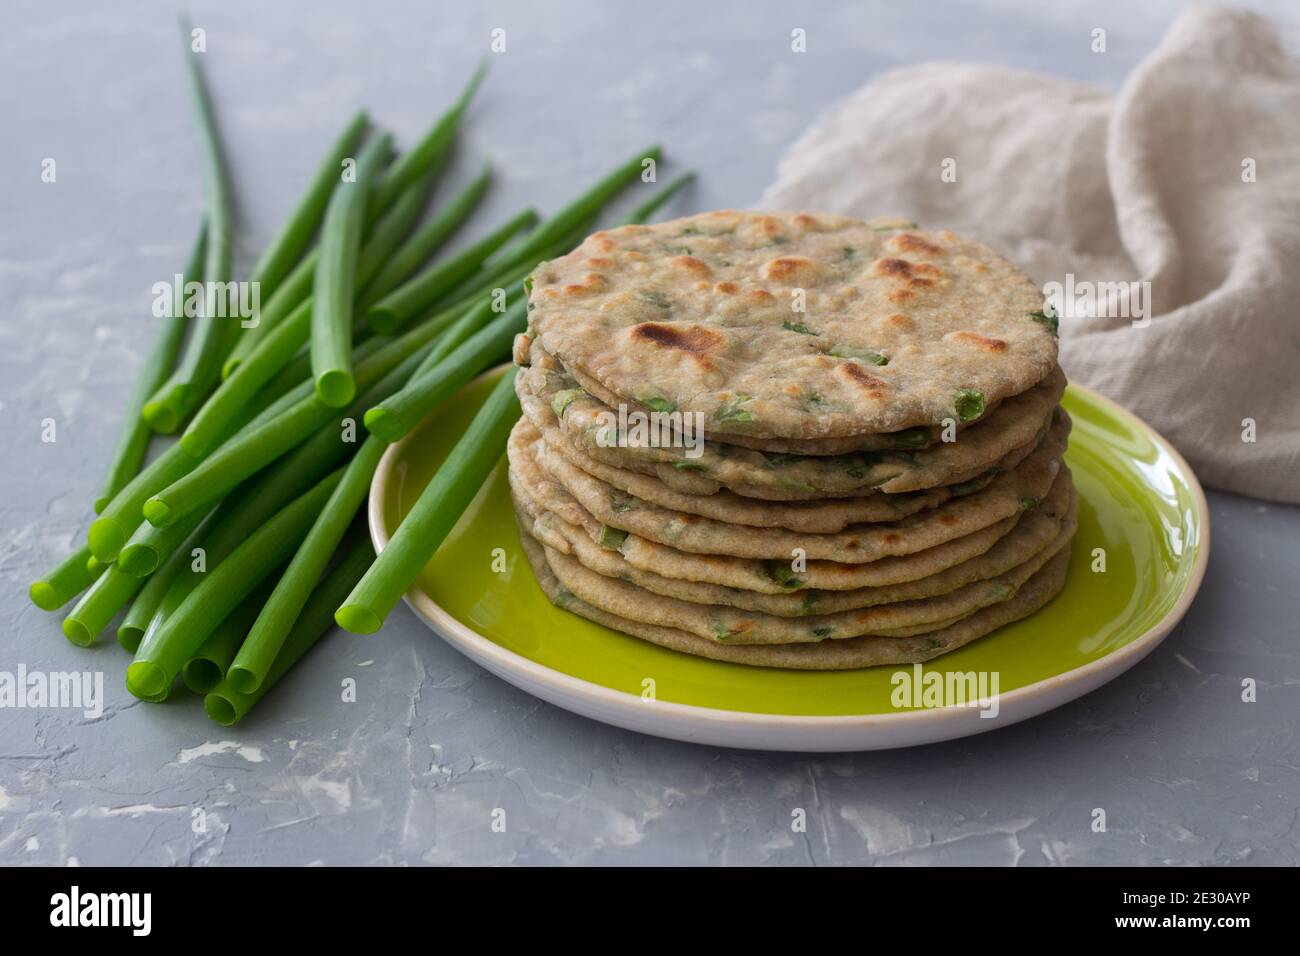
[760,6,1300,503]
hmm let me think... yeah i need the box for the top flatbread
[527,210,1058,440]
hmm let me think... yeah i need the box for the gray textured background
[2,0,1298,866]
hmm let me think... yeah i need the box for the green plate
[371,368,1209,751]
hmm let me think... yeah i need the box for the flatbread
[534,506,1074,644]
[515,411,1068,561]
[526,210,1059,440]
[526,369,1063,529]
[516,453,1021,592]
[517,343,1066,500]
[519,527,1073,669]
[519,466,1077,617]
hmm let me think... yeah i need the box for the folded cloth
[760,6,1300,503]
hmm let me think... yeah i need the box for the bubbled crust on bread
[527,211,1057,440]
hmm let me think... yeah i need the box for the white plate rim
[368,376,1211,752]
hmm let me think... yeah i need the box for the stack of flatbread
[509,211,1074,669]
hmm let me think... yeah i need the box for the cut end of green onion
[93,495,109,515]
[62,617,95,648]
[126,661,169,700]
[142,498,174,528]
[29,581,60,612]
[221,355,243,380]
[335,604,382,635]
[362,407,400,443]
[141,398,183,434]
[87,519,127,562]
[117,624,145,654]
[178,431,208,458]
[203,693,239,726]
[315,370,357,408]
[117,545,161,578]
[182,659,224,695]
[954,389,986,423]
[225,665,260,695]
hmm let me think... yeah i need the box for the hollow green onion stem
[181,578,277,694]
[62,565,147,647]
[144,312,448,529]
[477,145,661,278]
[311,132,396,407]
[248,110,369,303]
[619,171,695,225]
[29,544,106,611]
[360,162,492,308]
[366,208,538,333]
[337,368,519,633]
[364,299,525,443]
[228,435,385,693]
[127,469,344,700]
[90,369,308,561]
[141,18,236,431]
[205,529,373,725]
[369,60,487,214]
[185,167,441,458]
[97,221,206,510]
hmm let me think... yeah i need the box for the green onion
[143,314,447,528]
[829,344,888,365]
[182,298,314,457]
[1028,309,1059,336]
[352,166,439,296]
[368,60,487,214]
[117,515,210,653]
[598,525,628,550]
[360,162,492,308]
[639,396,676,413]
[247,110,369,304]
[954,388,986,422]
[337,368,519,633]
[715,394,753,424]
[181,578,276,694]
[141,18,236,432]
[90,368,309,560]
[127,469,344,701]
[223,251,317,377]
[29,544,105,611]
[366,209,538,333]
[62,565,147,647]
[89,442,198,560]
[311,131,395,408]
[411,277,526,379]
[185,168,446,458]
[96,221,206,511]
[205,530,373,725]
[124,400,362,656]
[891,427,931,450]
[551,388,582,418]
[618,171,694,225]
[400,223,587,345]
[228,435,385,693]
[223,67,484,377]
[364,299,525,443]
[116,507,209,577]
[477,145,662,276]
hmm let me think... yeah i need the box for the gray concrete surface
[1,0,1297,865]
